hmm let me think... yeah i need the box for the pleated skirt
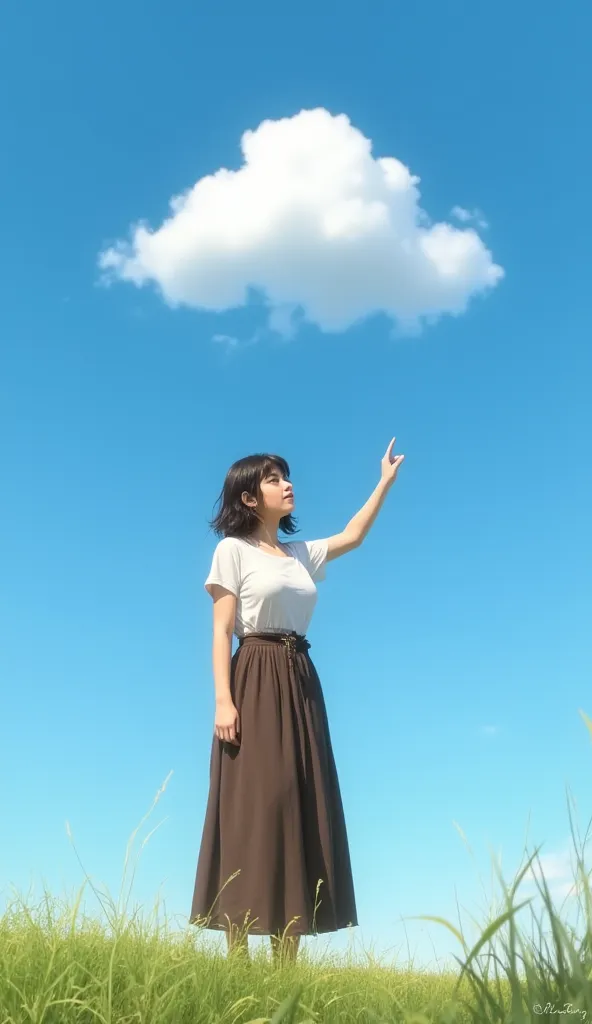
[189,630,358,937]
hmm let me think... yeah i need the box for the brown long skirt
[189,630,358,937]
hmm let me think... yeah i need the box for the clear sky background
[1,0,591,971]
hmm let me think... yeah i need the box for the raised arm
[326,436,405,562]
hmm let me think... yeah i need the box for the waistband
[238,631,311,655]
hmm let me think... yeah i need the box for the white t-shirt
[204,535,329,639]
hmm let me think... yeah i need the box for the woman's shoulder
[284,539,310,563]
[212,535,245,556]
[285,538,313,553]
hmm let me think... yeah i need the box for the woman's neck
[249,525,280,547]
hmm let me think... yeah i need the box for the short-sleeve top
[204,535,329,639]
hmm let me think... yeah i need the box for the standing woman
[190,439,404,964]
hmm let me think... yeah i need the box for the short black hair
[207,453,300,539]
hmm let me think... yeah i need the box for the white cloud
[451,205,489,229]
[98,108,504,335]
[451,205,472,222]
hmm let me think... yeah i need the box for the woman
[189,438,404,965]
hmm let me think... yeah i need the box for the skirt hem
[189,918,358,937]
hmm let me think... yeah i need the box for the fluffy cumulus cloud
[98,108,504,334]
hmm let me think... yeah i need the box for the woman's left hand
[381,437,405,485]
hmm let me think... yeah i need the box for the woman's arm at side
[209,585,236,705]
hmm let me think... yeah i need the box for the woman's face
[252,466,295,516]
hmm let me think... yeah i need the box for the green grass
[3,715,592,1022]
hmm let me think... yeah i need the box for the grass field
[3,726,592,1022]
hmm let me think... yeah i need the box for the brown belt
[238,630,311,668]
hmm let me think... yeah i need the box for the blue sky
[1,0,591,969]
